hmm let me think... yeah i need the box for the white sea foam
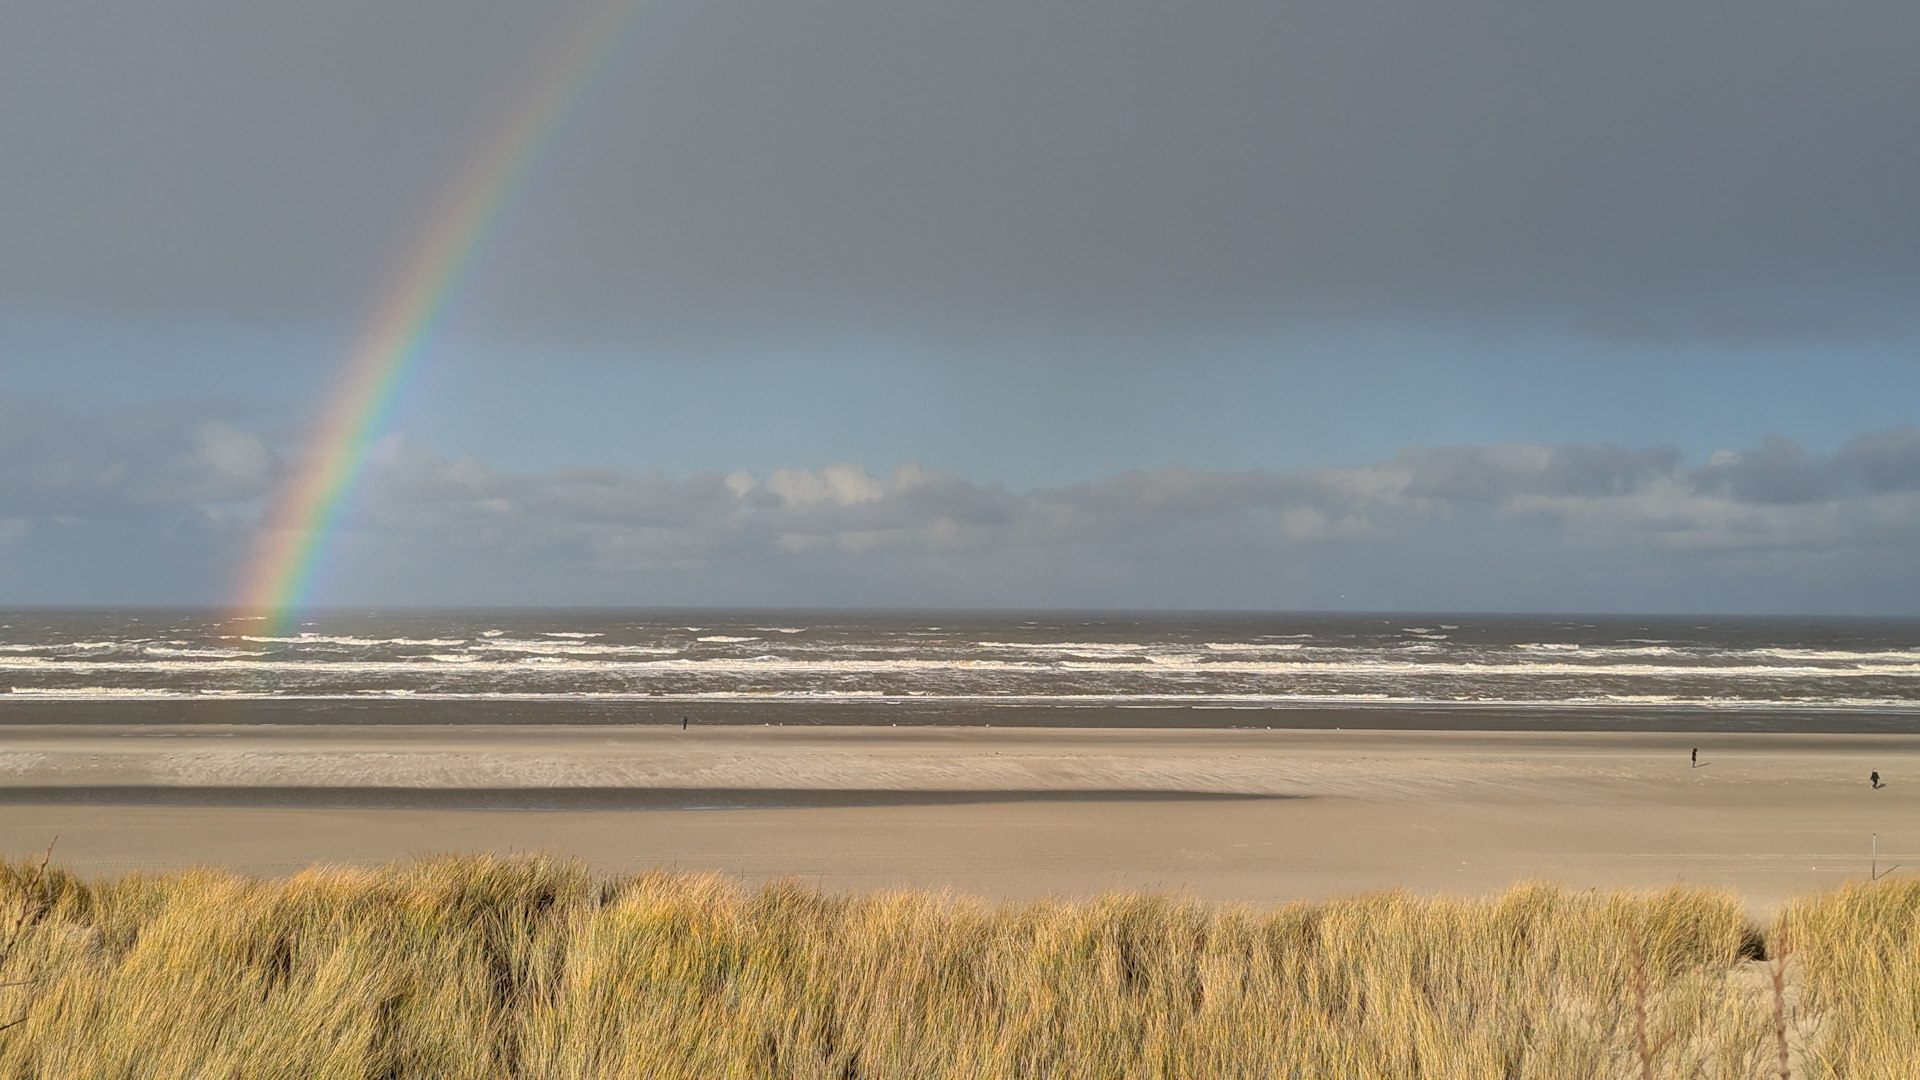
[5,687,1918,710]
[1747,648,1920,665]
[467,640,678,656]
[240,635,465,647]
[7,686,187,697]
[143,646,249,659]
[540,632,605,639]
[5,655,1920,680]
[1597,646,1680,657]
[1561,694,1683,705]
[974,641,1151,653]
[1516,643,1581,651]
[1204,642,1304,651]
[696,636,757,643]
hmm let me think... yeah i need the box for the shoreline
[4,697,1920,733]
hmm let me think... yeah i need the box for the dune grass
[0,854,1909,1077]
[1781,877,1920,1078]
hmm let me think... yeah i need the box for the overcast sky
[3,0,1918,612]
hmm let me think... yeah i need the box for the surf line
[233,0,643,633]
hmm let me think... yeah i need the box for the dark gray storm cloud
[8,399,1919,611]
[1693,428,1920,504]
[4,0,1916,339]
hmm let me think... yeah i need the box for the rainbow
[236,0,640,631]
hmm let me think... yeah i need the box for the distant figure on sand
[682,716,688,730]
[1871,770,1881,789]
[1691,748,1697,767]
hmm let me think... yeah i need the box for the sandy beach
[1,723,1913,912]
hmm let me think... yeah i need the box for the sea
[1,609,1918,733]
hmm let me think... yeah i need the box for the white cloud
[767,463,888,507]
[187,422,271,487]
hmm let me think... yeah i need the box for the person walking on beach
[1871,770,1881,789]
[1691,747,1697,767]
[682,716,688,730]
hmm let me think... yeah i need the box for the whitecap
[239,635,464,647]
[142,646,249,659]
[974,641,1150,652]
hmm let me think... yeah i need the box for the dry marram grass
[0,854,1909,1077]
[1781,877,1920,1078]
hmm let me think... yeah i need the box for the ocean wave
[6,655,1920,681]
[239,635,466,647]
[973,642,1153,655]
[0,641,120,653]
[143,646,249,659]
[6,686,191,697]
[466,640,679,656]
[1748,648,1920,665]
[1559,693,1683,705]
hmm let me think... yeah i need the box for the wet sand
[7,697,1920,733]
[1,724,1914,913]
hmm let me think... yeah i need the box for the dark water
[1,610,1918,731]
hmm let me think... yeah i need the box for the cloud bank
[5,401,1920,613]
[5,1,1917,341]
